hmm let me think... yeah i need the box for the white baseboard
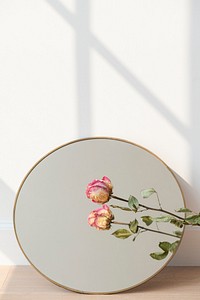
[0,221,13,230]
[0,222,199,266]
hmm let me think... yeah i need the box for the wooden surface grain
[0,266,200,299]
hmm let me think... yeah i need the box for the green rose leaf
[150,251,169,260]
[185,214,200,225]
[141,216,153,226]
[169,241,179,253]
[176,208,192,213]
[170,219,184,228]
[150,240,180,260]
[141,188,156,198]
[129,219,138,233]
[153,215,173,222]
[110,205,132,212]
[128,195,139,212]
[112,229,132,239]
[159,241,172,252]
[174,230,182,238]
[158,241,179,254]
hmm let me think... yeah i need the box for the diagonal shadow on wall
[46,0,189,139]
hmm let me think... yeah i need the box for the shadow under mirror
[169,172,200,266]
[127,266,199,293]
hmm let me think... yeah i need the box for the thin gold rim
[13,136,186,295]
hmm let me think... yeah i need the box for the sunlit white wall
[0,0,199,265]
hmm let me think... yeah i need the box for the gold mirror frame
[13,137,185,294]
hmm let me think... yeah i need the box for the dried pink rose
[88,204,114,230]
[86,176,113,204]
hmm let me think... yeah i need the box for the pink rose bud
[88,204,114,230]
[86,176,113,204]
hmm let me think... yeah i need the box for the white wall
[0,0,200,265]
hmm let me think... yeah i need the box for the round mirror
[14,137,185,294]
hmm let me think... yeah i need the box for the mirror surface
[14,138,185,293]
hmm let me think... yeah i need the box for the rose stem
[111,221,180,239]
[111,195,185,221]
[155,192,162,209]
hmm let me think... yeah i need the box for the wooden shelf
[0,266,200,299]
